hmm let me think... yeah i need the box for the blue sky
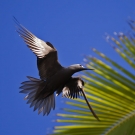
[0,0,135,135]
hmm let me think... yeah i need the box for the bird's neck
[67,67,83,75]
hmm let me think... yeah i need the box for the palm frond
[52,19,135,135]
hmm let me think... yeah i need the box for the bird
[14,17,99,121]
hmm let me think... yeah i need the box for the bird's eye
[80,64,83,67]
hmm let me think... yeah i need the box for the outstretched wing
[14,18,54,58]
[14,17,62,79]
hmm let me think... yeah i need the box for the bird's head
[68,64,94,73]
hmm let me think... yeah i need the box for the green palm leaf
[52,19,135,135]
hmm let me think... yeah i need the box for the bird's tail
[19,76,55,115]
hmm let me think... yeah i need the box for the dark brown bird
[14,18,99,121]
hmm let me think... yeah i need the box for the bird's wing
[61,77,84,99]
[14,18,54,58]
[62,77,100,121]
[14,18,62,79]
[37,50,62,80]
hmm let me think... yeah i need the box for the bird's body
[14,17,99,120]
[32,66,85,101]
[35,67,72,99]
[45,67,72,89]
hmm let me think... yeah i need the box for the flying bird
[14,18,99,121]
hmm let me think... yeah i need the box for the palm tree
[52,19,135,135]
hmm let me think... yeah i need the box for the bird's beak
[83,68,94,70]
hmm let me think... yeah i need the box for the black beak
[83,68,94,70]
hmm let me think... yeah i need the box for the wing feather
[61,77,84,99]
[14,19,53,58]
[14,18,62,79]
